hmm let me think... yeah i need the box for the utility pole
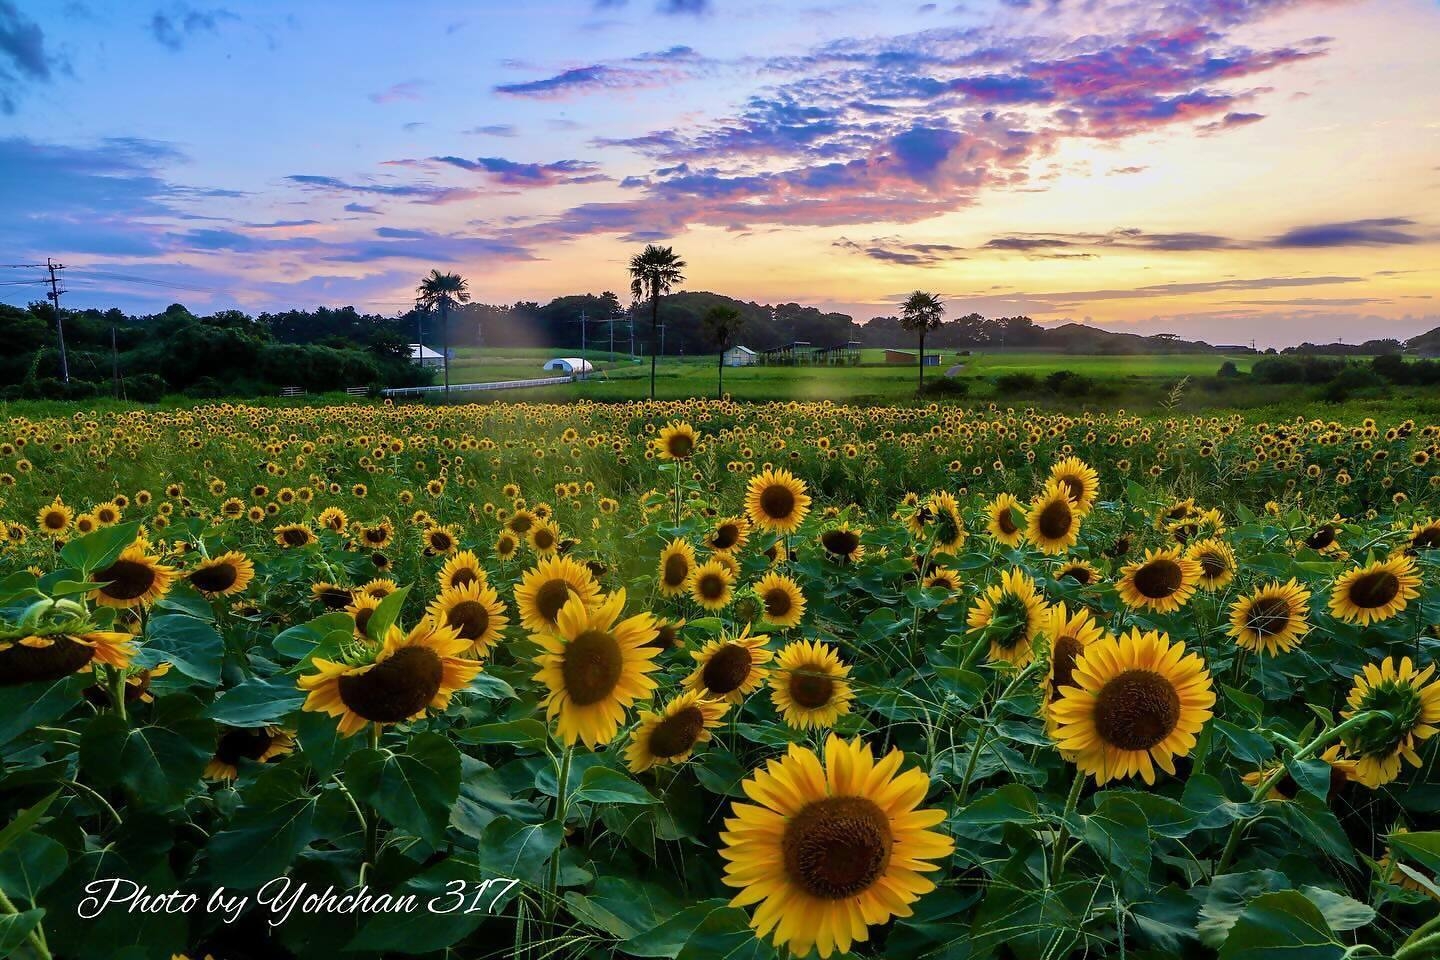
[46,258,70,383]
[660,322,666,359]
[111,325,121,398]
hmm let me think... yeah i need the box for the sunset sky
[2,0,1437,347]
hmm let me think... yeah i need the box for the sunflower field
[0,399,1438,960]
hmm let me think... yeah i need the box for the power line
[47,259,71,384]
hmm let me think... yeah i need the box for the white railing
[381,375,573,398]
[280,386,305,397]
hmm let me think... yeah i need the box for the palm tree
[899,290,946,395]
[628,245,686,400]
[702,305,745,400]
[415,270,471,395]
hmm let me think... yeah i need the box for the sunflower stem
[956,662,1041,804]
[1050,767,1086,885]
[106,665,127,724]
[0,885,50,959]
[1396,930,1440,960]
[545,744,575,922]
[1398,914,1440,958]
[363,725,381,871]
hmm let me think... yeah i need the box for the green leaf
[950,784,1038,842]
[1131,885,1199,953]
[1197,870,1290,948]
[0,676,89,748]
[1286,757,1333,799]
[1389,831,1440,874]
[207,676,307,726]
[59,520,142,574]
[0,910,45,955]
[0,791,59,858]
[0,832,67,903]
[79,695,214,806]
[475,817,563,886]
[1216,891,1343,960]
[205,765,349,889]
[623,899,739,958]
[365,583,411,643]
[144,614,223,684]
[1081,794,1150,897]
[469,672,516,699]
[344,732,461,846]
[572,766,657,805]
[1298,886,1375,932]
[271,611,353,662]
[456,718,550,750]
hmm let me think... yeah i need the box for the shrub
[994,372,1040,393]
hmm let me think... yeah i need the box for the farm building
[543,357,594,377]
[409,344,445,368]
[723,345,759,367]
[883,350,939,366]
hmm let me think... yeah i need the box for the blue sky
[2,0,1438,346]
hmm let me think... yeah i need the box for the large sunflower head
[685,625,774,703]
[1025,481,1081,556]
[719,734,954,959]
[514,555,602,635]
[36,499,74,536]
[925,491,967,555]
[770,639,854,730]
[437,550,487,592]
[818,525,865,564]
[0,623,134,686]
[985,492,1025,548]
[426,581,509,659]
[1049,457,1100,514]
[1339,656,1440,788]
[1228,579,1312,656]
[966,567,1046,667]
[1185,538,1237,590]
[1408,519,1440,554]
[1040,602,1108,720]
[1328,554,1422,626]
[1116,546,1201,613]
[204,726,295,781]
[690,559,735,611]
[745,468,811,535]
[91,543,177,609]
[187,551,255,598]
[754,571,806,629]
[706,515,751,554]
[654,421,699,461]
[532,589,660,748]
[1050,628,1214,784]
[657,538,697,597]
[298,619,481,736]
[624,689,729,773]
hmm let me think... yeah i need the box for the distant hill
[857,314,1243,355]
[1407,325,1440,356]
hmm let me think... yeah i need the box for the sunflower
[427,581,509,659]
[346,592,381,638]
[187,551,255,598]
[1025,481,1080,556]
[985,492,1025,548]
[1049,456,1100,514]
[1040,602,1108,723]
[1408,519,1440,552]
[317,507,348,534]
[1050,628,1215,785]
[311,581,353,610]
[273,523,317,549]
[36,499,72,536]
[298,619,480,737]
[1116,547,1201,614]
[422,524,461,557]
[818,525,864,564]
[745,468,811,535]
[754,572,806,629]
[359,577,398,600]
[92,544,176,609]
[719,735,954,959]
[657,538,697,597]
[1055,560,1101,586]
[646,616,686,651]
[625,690,729,773]
[204,726,295,781]
[690,559,735,611]
[706,515,751,554]
[438,550,487,591]
[0,629,135,685]
[532,589,660,747]
[922,566,962,600]
[686,626,773,703]
[770,639,854,730]
[527,520,561,557]
[506,508,537,537]
[1185,538,1237,591]
[655,421,699,460]
[966,567,1047,667]
[359,520,395,549]
[1329,554,1422,626]
[494,531,520,562]
[1229,579,1311,656]
[1241,744,1359,800]
[514,555,602,635]
[925,491,967,555]
[1339,656,1440,788]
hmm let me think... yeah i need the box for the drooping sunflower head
[645,616,687,651]
[1185,538,1237,590]
[437,550,487,592]
[769,639,854,730]
[966,567,1046,667]
[426,580,509,659]
[187,551,256,598]
[1339,657,1440,788]
[685,625,773,703]
[625,689,729,773]
[1049,456,1100,514]
[745,467,811,535]
[204,726,295,781]
[925,490,967,555]
[514,555,601,635]
[311,581,354,611]
[1025,481,1080,556]
[1408,519,1440,554]
[1055,559,1101,587]
[818,524,865,564]
[0,626,135,686]
[754,571,806,629]
[655,421,699,461]
[719,735,954,959]
[657,538,697,597]
[985,492,1025,548]
[1116,546,1201,614]
[91,543,177,609]
[532,588,661,748]
[1050,627,1215,785]
[1304,522,1342,554]
[706,515,751,554]
[1228,578,1312,656]
[1328,554,1422,626]
[690,559,735,611]
[273,523,317,549]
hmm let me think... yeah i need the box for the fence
[380,375,573,398]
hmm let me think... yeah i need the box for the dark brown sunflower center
[318,587,352,609]
[1306,526,1337,550]
[1245,597,1294,638]
[353,607,375,635]
[534,579,574,624]
[996,507,1018,535]
[1347,570,1400,609]
[533,529,555,550]
[282,528,311,547]
[98,559,157,601]
[509,515,534,534]
[1058,476,1085,503]
[1132,559,1183,599]
[758,484,796,520]
[446,600,491,641]
[561,629,624,707]
[712,524,740,550]
[761,588,792,618]
[1413,528,1440,550]
[449,568,479,588]
[783,797,893,900]
[821,531,860,556]
[1198,553,1228,579]
[1094,669,1181,751]
[663,554,691,587]
[42,511,66,530]
[1037,500,1073,540]
[647,706,705,758]
[1049,636,1083,701]
[701,643,752,694]
[666,434,694,458]
[1060,565,1093,585]
[214,728,276,765]
[696,572,727,601]
[364,528,388,544]
[429,532,453,550]
[788,670,835,709]
[190,563,239,594]
[337,646,444,723]
[0,636,97,686]
[646,623,682,650]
